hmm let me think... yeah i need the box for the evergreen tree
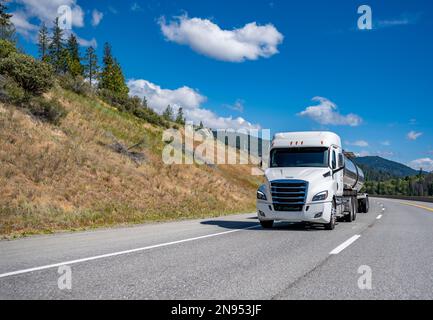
[99,42,128,96]
[198,121,204,129]
[0,0,15,41]
[83,46,98,87]
[66,33,83,77]
[38,23,49,61]
[162,105,173,121]
[48,17,66,73]
[175,107,185,125]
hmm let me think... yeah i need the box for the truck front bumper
[256,201,333,224]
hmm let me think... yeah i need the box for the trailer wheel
[364,197,370,213]
[260,220,274,229]
[344,197,355,222]
[353,197,357,221]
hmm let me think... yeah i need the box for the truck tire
[344,198,355,222]
[260,220,274,229]
[364,197,370,213]
[353,197,357,221]
[324,201,336,230]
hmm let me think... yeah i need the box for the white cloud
[354,150,370,157]
[76,35,97,48]
[298,97,363,127]
[381,140,391,146]
[346,140,369,147]
[10,10,38,40]
[224,99,244,113]
[130,3,141,12]
[15,0,84,26]
[407,131,422,140]
[12,0,85,39]
[91,9,103,26]
[159,15,284,62]
[127,79,260,130]
[409,158,433,172]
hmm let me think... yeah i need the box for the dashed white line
[376,214,383,220]
[330,235,361,255]
[0,224,260,279]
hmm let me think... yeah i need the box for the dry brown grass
[0,88,262,238]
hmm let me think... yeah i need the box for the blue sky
[8,0,433,170]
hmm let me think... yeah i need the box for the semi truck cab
[256,131,369,230]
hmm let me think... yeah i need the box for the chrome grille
[270,180,308,211]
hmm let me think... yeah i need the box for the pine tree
[99,42,129,96]
[66,33,83,77]
[83,46,98,87]
[38,23,49,61]
[175,107,185,125]
[162,105,173,121]
[198,121,204,129]
[0,0,15,41]
[48,17,65,73]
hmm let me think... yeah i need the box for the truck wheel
[364,197,370,213]
[324,201,336,230]
[344,198,354,222]
[260,220,274,229]
[353,197,357,221]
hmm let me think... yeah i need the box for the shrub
[133,106,168,127]
[0,53,54,95]
[26,96,67,124]
[0,39,17,59]
[0,76,29,105]
[99,89,168,127]
[98,88,129,110]
[58,74,93,96]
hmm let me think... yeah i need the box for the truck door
[331,147,344,196]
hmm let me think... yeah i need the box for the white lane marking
[376,214,383,220]
[330,235,361,255]
[0,224,260,279]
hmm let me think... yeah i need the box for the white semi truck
[256,131,369,230]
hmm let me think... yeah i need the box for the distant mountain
[353,156,422,180]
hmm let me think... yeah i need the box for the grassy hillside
[0,87,261,238]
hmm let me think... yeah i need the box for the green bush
[0,76,29,105]
[0,53,54,95]
[0,40,17,59]
[58,74,93,96]
[133,106,168,127]
[99,89,168,127]
[26,97,67,125]
[98,88,129,110]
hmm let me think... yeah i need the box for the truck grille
[270,180,308,212]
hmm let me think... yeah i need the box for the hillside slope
[0,88,261,238]
[354,156,419,179]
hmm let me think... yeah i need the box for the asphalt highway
[1,198,432,299]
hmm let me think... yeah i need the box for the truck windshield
[270,147,329,168]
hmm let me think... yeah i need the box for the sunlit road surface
[1,198,432,299]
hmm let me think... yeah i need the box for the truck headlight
[257,190,267,201]
[312,191,328,202]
